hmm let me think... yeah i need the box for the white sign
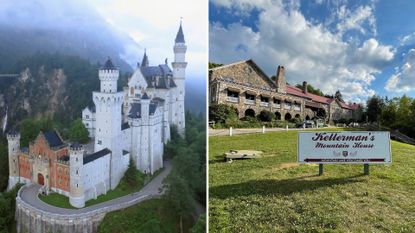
[298,131,391,164]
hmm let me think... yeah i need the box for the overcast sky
[210,0,415,103]
[87,0,207,80]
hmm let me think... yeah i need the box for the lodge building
[209,60,362,123]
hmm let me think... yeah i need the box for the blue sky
[209,0,415,103]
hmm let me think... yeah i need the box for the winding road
[19,161,172,215]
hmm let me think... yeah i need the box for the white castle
[7,23,187,208]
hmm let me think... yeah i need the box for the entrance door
[38,173,44,185]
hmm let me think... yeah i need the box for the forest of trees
[163,112,206,233]
[366,95,415,138]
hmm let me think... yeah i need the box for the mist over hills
[0,0,205,130]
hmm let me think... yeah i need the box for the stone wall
[15,185,159,233]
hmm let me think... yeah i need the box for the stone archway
[305,115,310,120]
[245,109,256,118]
[295,114,301,119]
[275,111,281,120]
[38,173,45,186]
[285,113,292,120]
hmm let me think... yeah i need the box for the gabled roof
[210,59,277,88]
[84,148,111,164]
[286,86,333,105]
[44,130,64,148]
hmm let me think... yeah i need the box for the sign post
[298,131,391,175]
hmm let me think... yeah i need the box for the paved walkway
[19,161,172,215]
[209,126,337,136]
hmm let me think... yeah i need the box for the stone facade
[209,60,362,123]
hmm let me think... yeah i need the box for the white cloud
[386,49,415,92]
[336,5,377,36]
[87,0,207,80]
[210,0,394,103]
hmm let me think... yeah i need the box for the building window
[86,123,89,126]
[98,140,102,145]
[227,90,239,98]
[76,158,78,162]
[76,170,78,175]
[260,96,269,103]
[86,115,89,119]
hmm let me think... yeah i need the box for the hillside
[209,130,415,232]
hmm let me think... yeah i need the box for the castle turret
[7,130,20,190]
[93,58,125,189]
[99,58,119,93]
[172,20,187,135]
[69,143,85,208]
[139,93,151,173]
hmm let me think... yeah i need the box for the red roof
[286,86,332,104]
[286,85,360,110]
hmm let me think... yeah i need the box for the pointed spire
[175,19,185,44]
[100,57,117,70]
[141,49,149,67]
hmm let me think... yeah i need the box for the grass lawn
[39,167,162,208]
[97,198,193,233]
[209,129,415,232]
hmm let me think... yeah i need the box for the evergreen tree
[68,119,89,143]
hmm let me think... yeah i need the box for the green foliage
[190,214,206,233]
[366,95,384,123]
[209,103,238,123]
[209,129,415,232]
[18,116,60,147]
[68,119,89,143]
[98,198,192,233]
[295,83,325,96]
[258,110,275,122]
[0,185,21,233]
[0,137,9,192]
[125,159,140,187]
[208,62,223,69]
[366,95,415,139]
[163,112,206,231]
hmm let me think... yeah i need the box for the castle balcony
[294,106,301,111]
[284,104,292,110]
[226,96,239,103]
[273,103,281,108]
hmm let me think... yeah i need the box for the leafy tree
[68,119,89,143]
[295,83,325,96]
[209,103,238,123]
[190,214,206,233]
[366,95,384,123]
[208,62,223,69]
[20,119,39,147]
[164,172,195,233]
[258,110,275,122]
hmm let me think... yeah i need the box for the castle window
[76,158,78,162]
[86,115,89,119]
[76,170,78,175]
[77,183,78,188]
[98,140,102,145]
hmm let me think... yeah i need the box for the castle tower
[139,93,151,173]
[172,21,187,135]
[7,130,20,191]
[69,143,85,208]
[93,58,125,189]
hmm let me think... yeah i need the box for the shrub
[258,110,275,122]
[209,104,238,123]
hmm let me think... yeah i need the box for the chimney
[275,65,286,93]
[302,81,307,94]
[276,66,284,82]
